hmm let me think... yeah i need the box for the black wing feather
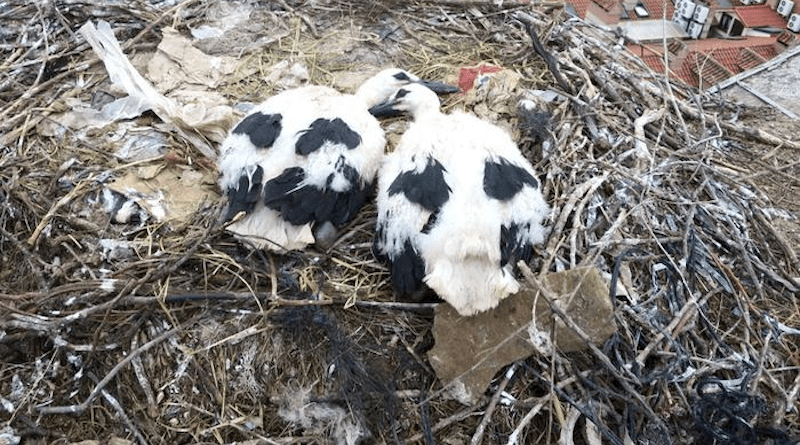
[295,118,362,155]
[264,166,370,226]
[500,222,534,268]
[483,157,539,201]
[223,165,264,221]
[232,112,282,149]
[388,157,450,212]
[385,238,426,297]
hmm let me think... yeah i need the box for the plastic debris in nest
[189,2,255,41]
[37,96,154,141]
[33,21,245,227]
[78,20,239,161]
[189,2,293,56]
[72,22,321,227]
[104,162,218,224]
[72,155,218,227]
[44,22,241,160]
[460,63,523,134]
[457,63,503,93]
[147,27,242,94]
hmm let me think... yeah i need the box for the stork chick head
[368,83,442,120]
[357,68,458,109]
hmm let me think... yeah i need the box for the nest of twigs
[2,1,800,444]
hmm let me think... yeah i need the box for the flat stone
[428,266,616,404]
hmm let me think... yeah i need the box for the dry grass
[2,1,800,444]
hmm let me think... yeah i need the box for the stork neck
[354,88,383,108]
[410,106,442,122]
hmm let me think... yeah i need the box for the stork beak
[368,100,403,118]
[417,79,460,94]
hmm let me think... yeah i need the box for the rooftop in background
[565,0,592,20]
[680,35,779,52]
[629,36,780,88]
[565,0,800,88]
[637,0,677,19]
[734,5,787,28]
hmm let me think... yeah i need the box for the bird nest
[2,1,800,444]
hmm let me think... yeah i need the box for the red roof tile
[629,37,780,87]
[688,52,733,85]
[637,0,676,19]
[668,39,686,55]
[778,30,798,45]
[749,44,779,60]
[592,0,617,11]
[738,47,767,70]
[572,0,786,88]
[568,0,592,18]
[586,2,620,23]
[733,5,787,28]
[709,47,745,73]
[640,53,668,73]
[675,57,700,86]
[625,43,677,76]
[685,40,778,86]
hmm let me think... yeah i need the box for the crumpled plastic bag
[79,20,236,161]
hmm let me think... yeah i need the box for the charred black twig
[519,20,612,149]
[418,386,435,445]
[692,378,795,445]
[519,19,571,94]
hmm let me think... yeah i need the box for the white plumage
[372,84,550,316]
[217,69,455,251]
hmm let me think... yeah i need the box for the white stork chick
[217,69,458,251]
[371,84,550,316]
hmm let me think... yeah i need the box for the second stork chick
[371,84,550,316]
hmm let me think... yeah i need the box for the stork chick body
[372,84,550,316]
